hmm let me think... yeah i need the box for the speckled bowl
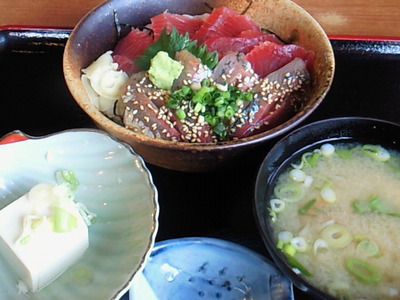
[0,129,159,300]
[63,0,335,172]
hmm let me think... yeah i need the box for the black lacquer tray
[0,28,399,299]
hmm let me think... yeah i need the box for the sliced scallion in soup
[268,142,400,299]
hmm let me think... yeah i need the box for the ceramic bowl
[129,237,294,299]
[63,0,335,172]
[254,117,400,299]
[0,129,159,300]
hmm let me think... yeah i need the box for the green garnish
[53,206,78,233]
[57,170,80,191]
[298,199,317,216]
[321,224,352,248]
[135,27,218,71]
[361,144,390,162]
[356,239,379,257]
[352,196,400,217]
[345,258,382,284]
[283,253,313,277]
[336,148,353,159]
[351,199,372,214]
[274,184,304,203]
[166,79,253,140]
[302,151,320,167]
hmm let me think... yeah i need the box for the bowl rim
[253,116,400,299]
[63,0,335,151]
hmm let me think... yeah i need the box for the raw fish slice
[246,40,315,78]
[211,52,257,91]
[112,28,153,75]
[169,109,214,143]
[150,12,206,40]
[172,50,211,91]
[112,54,137,75]
[192,6,260,44]
[237,30,281,40]
[119,72,181,141]
[204,33,283,58]
[232,57,310,138]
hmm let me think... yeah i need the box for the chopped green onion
[284,254,313,277]
[313,176,331,189]
[302,151,320,167]
[345,258,382,284]
[72,266,93,285]
[166,98,179,109]
[368,195,400,217]
[19,235,31,245]
[303,175,313,187]
[56,170,80,191]
[336,148,352,159]
[352,199,372,214]
[53,207,78,233]
[270,199,286,213]
[298,199,317,216]
[320,143,335,157]
[362,144,390,162]
[320,187,336,203]
[289,169,306,182]
[282,243,297,257]
[175,108,186,120]
[290,236,308,252]
[321,224,352,248]
[274,184,304,202]
[356,240,379,257]
[278,231,293,243]
[313,238,329,254]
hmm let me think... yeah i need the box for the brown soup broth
[268,141,400,299]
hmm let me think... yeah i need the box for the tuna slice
[150,12,206,40]
[204,33,283,58]
[112,28,153,76]
[119,72,181,141]
[246,40,315,78]
[231,57,310,138]
[191,6,261,44]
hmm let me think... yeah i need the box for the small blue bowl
[130,237,293,300]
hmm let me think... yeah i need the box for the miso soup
[268,142,400,299]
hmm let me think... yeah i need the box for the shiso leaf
[135,27,218,71]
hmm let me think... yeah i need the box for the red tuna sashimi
[246,40,315,78]
[112,28,153,75]
[191,6,260,44]
[151,12,205,40]
[204,33,283,58]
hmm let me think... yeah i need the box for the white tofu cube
[0,184,89,292]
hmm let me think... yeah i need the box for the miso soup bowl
[254,117,400,299]
[63,0,335,172]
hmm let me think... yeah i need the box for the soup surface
[269,142,400,299]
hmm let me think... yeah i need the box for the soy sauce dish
[255,117,400,300]
[0,129,158,300]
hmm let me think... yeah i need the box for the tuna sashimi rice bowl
[64,0,334,171]
[83,6,315,143]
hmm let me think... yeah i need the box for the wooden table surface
[1,0,400,39]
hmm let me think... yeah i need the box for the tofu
[0,183,89,292]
